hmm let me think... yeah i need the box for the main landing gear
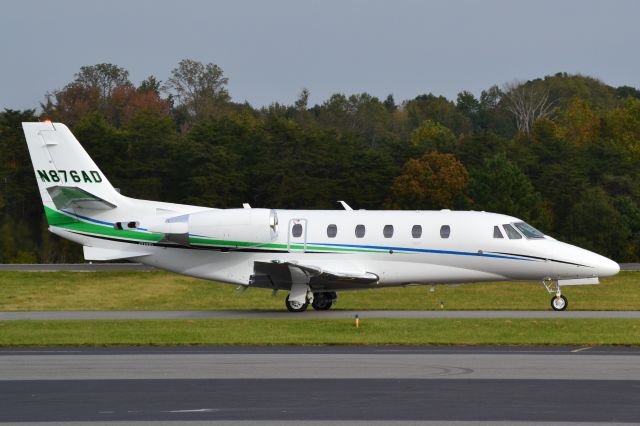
[543,278,568,311]
[285,264,338,312]
[311,292,337,311]
[285,292,337,312]
[285,294,308,312]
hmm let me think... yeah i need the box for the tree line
[1,61,638,262]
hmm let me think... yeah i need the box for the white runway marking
[165,408,217,413]
[571,347,593,353]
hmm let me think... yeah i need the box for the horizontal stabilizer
[48,186,117,210]
[83,246,152,261]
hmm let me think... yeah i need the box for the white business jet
[22,122,620,312]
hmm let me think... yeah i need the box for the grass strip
[1,318,639,346]
[1,271,638,311]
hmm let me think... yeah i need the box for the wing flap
[252,260,379,289]
[286,262,379,283]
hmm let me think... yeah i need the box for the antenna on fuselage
[337,200,353,211]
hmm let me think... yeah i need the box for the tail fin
[22,122,121,218]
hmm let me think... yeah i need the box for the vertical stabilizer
[22,122,121,218]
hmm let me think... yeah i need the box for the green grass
[1,318,639,346]
[0,270,638,311]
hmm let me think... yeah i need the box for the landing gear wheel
[311,292,334,311]
[551,295,568,311]
[286,295,309,312]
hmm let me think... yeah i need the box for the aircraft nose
[595,256,620,277]
[554,241,620,278]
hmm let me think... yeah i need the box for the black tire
[311,292,334,311]
[551,295,568,311]
[286,295,308,312]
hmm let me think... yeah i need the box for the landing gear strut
[285,265,312,312]
[312,292,337,311]
[543,278,568,311]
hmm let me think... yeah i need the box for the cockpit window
[493,226,504,238]
[514,222,545,239]
[502,224,522,239]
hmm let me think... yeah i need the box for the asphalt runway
[2,309,640,320]
[1,346,639,424]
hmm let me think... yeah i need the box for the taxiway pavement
[1,346,639,424]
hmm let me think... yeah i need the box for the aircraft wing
[251,260,379,290]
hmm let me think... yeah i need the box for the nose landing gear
[551,294,568,311]
[543,278,568,311]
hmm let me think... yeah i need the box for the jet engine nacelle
[148,208,278,247]
[189,208,278,245]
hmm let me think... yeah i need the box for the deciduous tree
[502,81,555,134]
[163,59,230,124]
[387,152,468,209]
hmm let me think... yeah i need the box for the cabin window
[493,226,504,238]
[292,223,303,237]
[355,224,366,238]
[327,224,337,238]
[503,224,522,239]
[440,225,450,239]
[412,225,422,238]
[383,225,394,238]
[514,222,545,239]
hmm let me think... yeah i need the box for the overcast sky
[1,0,638,110]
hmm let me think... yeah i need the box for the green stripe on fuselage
[45,205,79,227]
[44,206,161,242]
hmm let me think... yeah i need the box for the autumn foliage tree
[386,152,469,209]
[555,97,600,145]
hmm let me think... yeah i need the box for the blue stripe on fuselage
[60,209,150,231]
[306,241,536,261]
